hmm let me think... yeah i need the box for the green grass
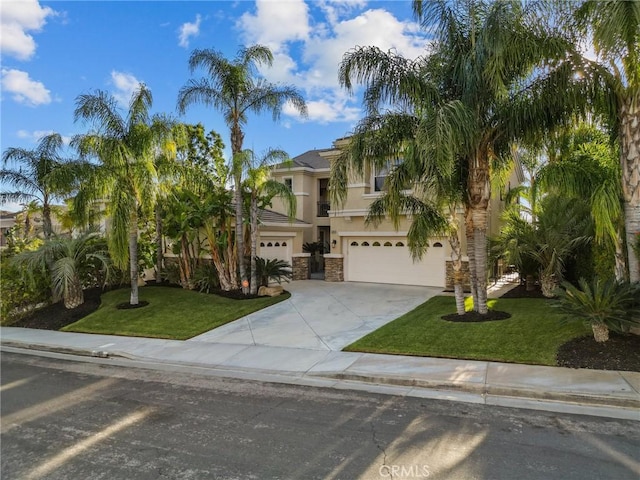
[62,286,290,340]
[345,296,590,366]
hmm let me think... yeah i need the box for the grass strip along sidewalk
[62,286,290,340]
[345,296,589,366]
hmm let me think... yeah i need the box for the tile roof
[276,149,331,170]
[258,209,310,225]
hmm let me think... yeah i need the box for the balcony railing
[317,201,330,217]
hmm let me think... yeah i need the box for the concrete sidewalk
[2,326,638,421]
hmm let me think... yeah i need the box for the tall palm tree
[1,133,74,239]
[177,44,307,293]
[339,0,574,313]
[72,84,173,306]
[569,1,640,281]
[240,148,297,295]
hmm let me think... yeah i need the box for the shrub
[255,257,292,287]
[0,253,50,324]
[554,277,640,342]
[192,261,220,293]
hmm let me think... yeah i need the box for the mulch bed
[501,283,639,372]
[557,333,640,372]
[500,283,548,299]
[441,310,512,322]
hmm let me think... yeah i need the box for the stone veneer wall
[292,254,310,281]
[324,254,344,282]
[445,260,471,291]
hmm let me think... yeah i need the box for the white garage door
[258,237,293,264]
[345,237,446,287]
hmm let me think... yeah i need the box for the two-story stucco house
[262,137,523,288]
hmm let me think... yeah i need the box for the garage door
[345,237,446,287]
[258,237,292,264]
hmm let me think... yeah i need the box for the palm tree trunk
[620,95,640,282]
[250,196,259,295]
[155,204,163,282]
[129,210,139,306]
[540,272,557,298]
[42,201,53,239]
[64,277,84,309]
[449,227,465,316]
[465,208,478,312]
[234,173,247,294]
[468,153,491,314]
[591,323,609,343]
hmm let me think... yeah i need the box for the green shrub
[0,253,50,324]
[192,261,220,293]
[554,277,640,342]
[255,257,292,287]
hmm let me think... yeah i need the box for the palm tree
[569,1,640,281]
[240,148,297,295]
[177,44,307,293]
[12,232,110,309]
[72,84,173,306]
[338,0,573,313]
[1,133,74,239]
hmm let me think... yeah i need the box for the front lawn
[62,286,290,340]
[345,296,590,366]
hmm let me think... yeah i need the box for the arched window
[260,242,265,247]
[372,241,381,246]
[350,241,358,246]
[433,242,443,247]
[395,242,404,247]
[361,241,370,246]
[282,242,287,247]
[275,242,280,247]
[267,242,273,247]
[384,242,392,246]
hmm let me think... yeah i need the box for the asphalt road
[1,351,638,480]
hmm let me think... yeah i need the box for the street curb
[3,340,639,419]
[321,372,640,409]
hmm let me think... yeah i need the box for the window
[395,242,404,247]
[372,241,381,246]
[260,242,265,247]
[384,242,392,246]
[282,242,287,247]
[350,241,359,246]
[373,159,402,192]
[283,177,293,191]
[433,242,443,247]
[361,241,370,246]
[267,242,273,247]
[275,242,280,247]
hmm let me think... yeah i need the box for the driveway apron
[189,281,441,351]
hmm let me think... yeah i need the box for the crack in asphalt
[370,422,392,479]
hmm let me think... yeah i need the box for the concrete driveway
[190,281,441,351]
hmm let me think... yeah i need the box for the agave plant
[554,277,640,342]
[255,257,292,288]
[12,232,111,309]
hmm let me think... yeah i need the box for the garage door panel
[258,237,292,264]
[346,237,445,287]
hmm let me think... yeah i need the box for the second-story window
[283,177,293,191]
[374,159,402,192]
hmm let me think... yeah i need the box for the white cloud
[178,14,202,48]
[1,68,51,106]
[0,0,56,60]
[110,70,142,106]
[17,129,71,144]
[238,0,310,50]
[237,2,428,126]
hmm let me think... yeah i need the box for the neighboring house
[0,211,17,248]
[267,137,523,288]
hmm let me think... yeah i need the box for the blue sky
[2,0,431,210]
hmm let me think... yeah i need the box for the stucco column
[292,253,311,280]
[323,254,344,282]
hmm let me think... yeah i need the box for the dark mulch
[500,283,548,299]
[557,333,640,372]
[116,301,150,310]
[441,310,512,322]
[10,287,105,331]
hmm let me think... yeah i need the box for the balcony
[317,201,330,217]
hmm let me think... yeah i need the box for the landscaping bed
[9,285,289,340]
